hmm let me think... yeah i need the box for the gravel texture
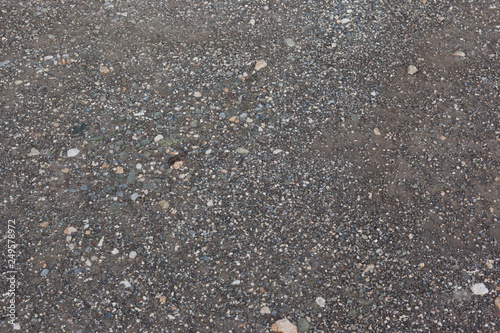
[1,0,499,332]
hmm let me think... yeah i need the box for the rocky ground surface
[0,0,499,332]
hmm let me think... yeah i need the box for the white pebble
[120,280,132,288]
[373,128,381,136]
[260,306,271,315]
[231,280,241,285]
[471,283,488,295]
[249,18,255,25]
[111,248,119,255]
[154,134,164,142]
[340,18,351,24]
[316,296,326,307]
[67,148,80,157]
[207,199,214,207]
[131,193,139,201]
[136,163,142,170]
[129,251,137,259]
[194,91,202,97]
[407,65,418,75]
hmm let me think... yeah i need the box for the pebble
[373,128,381,136]
[340,18,351,24]
[271,318,297,333]
[249,18,255,26]
[453,50,466,57]
[254,60,267,71]
[273,149,283,154]
[28,148,40,156]
[131,193,139,201]
[64,226,77,235]
[471,283,488,295]
[67,148,80,157]
[115,166,124,174]
[41,269,49,277]
[495,297,500,311]
[99,65,111,74]
[97,236,104,247]
[207,199,214,207]
[0,60,11,67]
[231,280,241,285]
[407,65,418,75]
[129,251,137,259]
[235,147,250,154]
[205,149,212,155]
[111,248,119,255]
[260,306,271,315]
[316,296,326,307]
[284,38,295,47]
[15,80,23,85]
[158,200,169,210]
[194,91,202,97]
[120,280,132,288]
[154,134,164,142]
[297,318,310,333]
[136,163,142,170]
[173,161,183,170]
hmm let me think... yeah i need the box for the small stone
[173,161,183,170]
[97,237,104,247]
[254,60,267,71]
[249,18,255,25]
[407,65,418,75]
[167,315,175,320]
[373,128,381,136]
[340,18,351,24]
[41,269,49,277]
[15,80,23,85]
[453,51,466,57]
[194,91,202,97]
[131,193,139,201]
[39,221,49,228]
[61,168,69,173]
[28,148,40,156]
[229,116,240,123]
[136,163,142,170]
[120,280,132,288]
[231,280,241,285]
[159,200,169,210]
[67,148,80,157]
[154,134,164,142]
[115,166,124,174]
[129,251,137,259]
[205,149,212,155]
[297,318,310,333]
[495,297,500,311]
[260,306,271,315]
[284,38,295,47]
[273,149,283,154]
[271,318,297,333]
[471,283,488,295]
[100,65,110,74]
[316,297,326,307]
[111,248,119,255]
[235,147,249,154]
[64,226,77,235]
[160,295,167,304]
[207,199,214,207]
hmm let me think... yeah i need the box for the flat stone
[271,318,297,333]
[453,50,466,57]
[41,269,49,277]
[297,318,310,332]
[254,59,267,71]
[260,306,271,315]
[407,65,418,75]
[28,148,40,156]
[100,65,110,74]
[129,251,137,259]
[67,148,80,157]
[316,296,326,307]
[235,147,250,154]
[158,200,169,210]
[471,283,488,295]
[284,38,295,47]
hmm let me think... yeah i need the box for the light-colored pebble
[111,248,119,255]
[154,134,164,142]
[373,128,381,136]
[28,148,40,156]
[249,18,255,25]
[99,65,110,74]
[231,280,241,285]
[67,148,80,157]
[131,193,139,201]
[158,200,169,210]
[64,226,77,235]
[316,297,326,307]
[194,91,202,97]
[235,147,250,154]
[407,65,418,75]
[284,38,295,47]
[471,283,488,295]
[129,251,137,259]
[120,280,132,288]
[260,306,271,315]
[453,50,466,57]
[271,318,298,333]
[254,60,267,71]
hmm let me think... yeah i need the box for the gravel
[1,0,499,332]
